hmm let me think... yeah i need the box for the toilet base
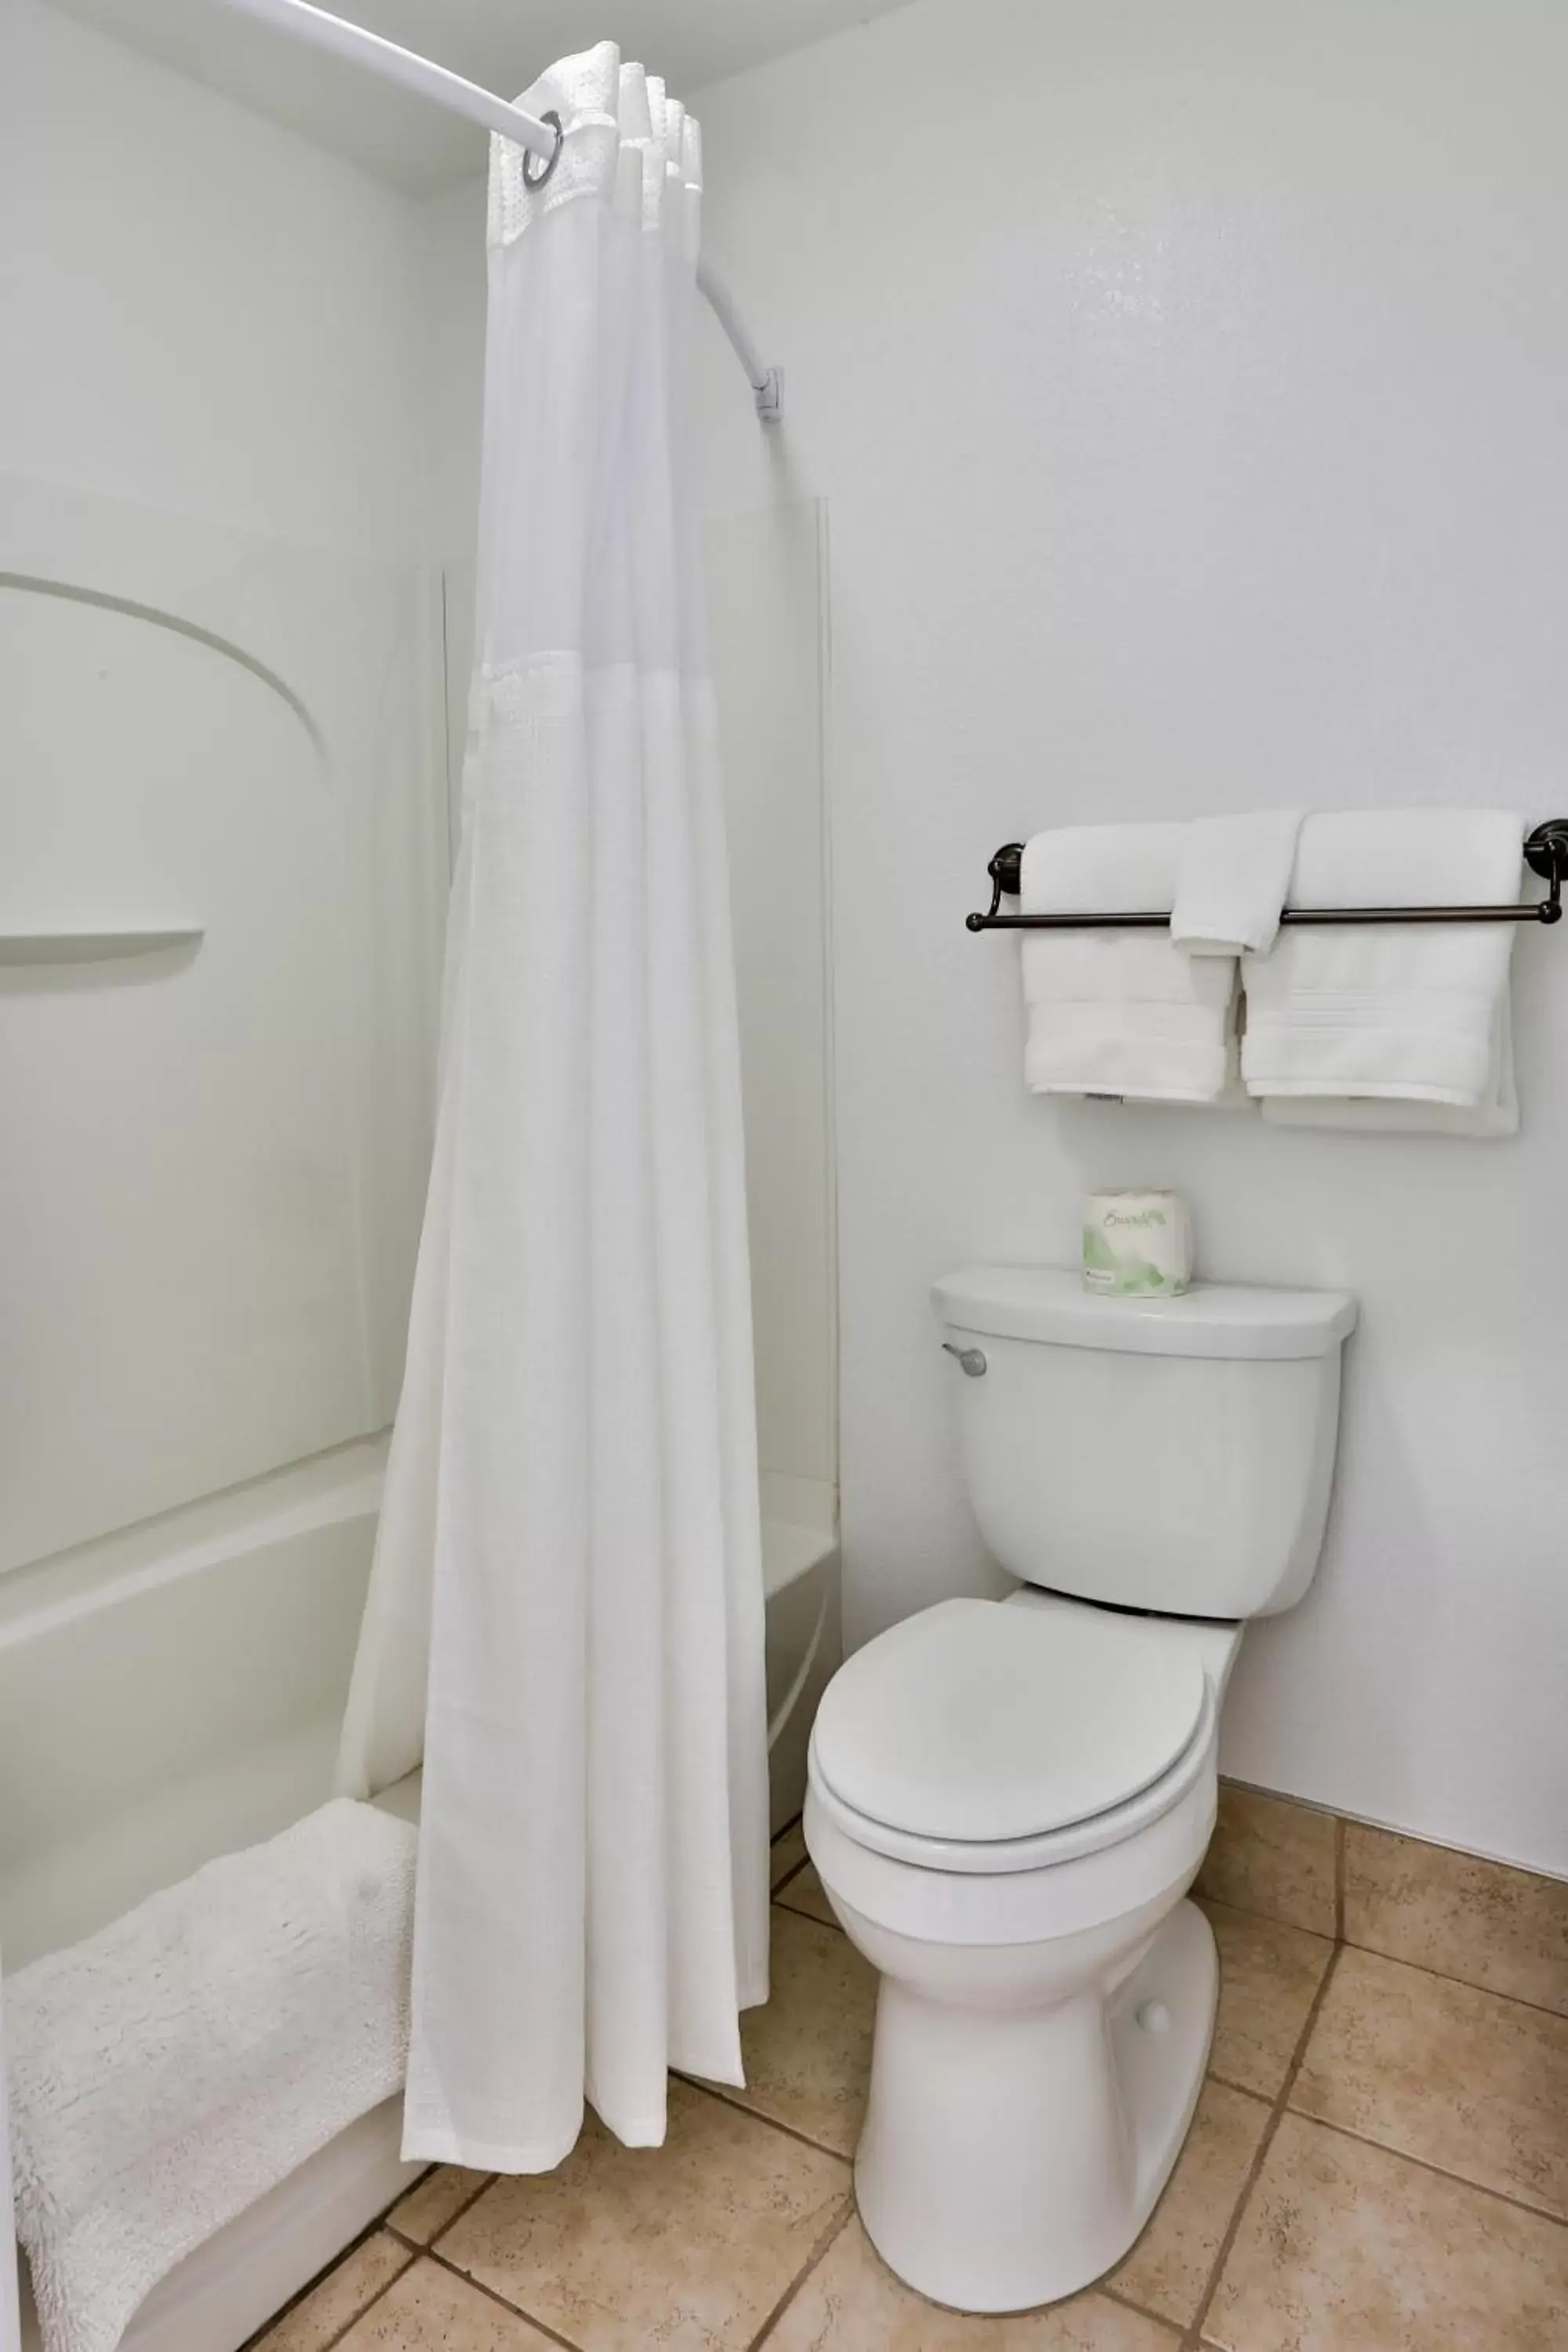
[854,1898,1218,2314]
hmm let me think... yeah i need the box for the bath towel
[1020,825,1243,1105]
[1261,996,1518,1137]
[1171,811,1302,958]
[6,1801,416,2352]
[1242,809,1523,1122]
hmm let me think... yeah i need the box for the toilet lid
[811,1599,1209,1845]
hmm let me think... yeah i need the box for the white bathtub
[3,1445,838,2352]
[759,1479,841,1835]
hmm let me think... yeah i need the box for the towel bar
[966,820,1568,933]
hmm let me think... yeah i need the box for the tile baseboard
[1199,1780,1568,2017]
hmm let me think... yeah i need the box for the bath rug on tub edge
[5,1799,416,2352]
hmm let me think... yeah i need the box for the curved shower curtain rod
[212,0,785,421]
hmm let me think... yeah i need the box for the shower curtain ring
[523,110,564,190]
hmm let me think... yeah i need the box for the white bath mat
[5,1800,416,2352]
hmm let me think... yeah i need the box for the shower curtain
[337,44,770,2170]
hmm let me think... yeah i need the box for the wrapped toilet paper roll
[1083,1190,1192,1298]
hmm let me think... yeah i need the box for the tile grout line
[765,1904,844,1948]
[1334,1813,1347,1944]
[298,2253,416,2352]
[1094,2078,1274,2343]
[420,2244,586,2352]
[746,2197,858,2348]
[256,2241,416,2352]
[1181,1939,1348,2351]
[1207,1887,1567,2025]
[1196,1890,1337,1941]
[1327,1936,1568,2026]
[1097,2278,1195,2336]
[1204,2067,1289,2104]
[1197,1893,1333,1945]
[774,1889,838,1930]
[256,2159,499,2349]
[674,2071,857,2167]
[269,2060,849,2351]
[770,1813,813,1900]
[386,2169,499,2256]
[1218,1778,1568,1898]
[1276,2107,1568,2231]
[241,2211,408,2352]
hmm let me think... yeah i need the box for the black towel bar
[966,821,1568,933]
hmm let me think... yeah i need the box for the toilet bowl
[806,1265,1356,2313]
[808,1590,1238,2312]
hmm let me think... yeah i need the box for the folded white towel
[1263,997,1518,1138]
[1020,826,1243,1105]
[6,1802,416,2352]
[1171,811,1302,957]
[1242,810,1523,1112]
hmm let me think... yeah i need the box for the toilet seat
[809,1598,1216,1875]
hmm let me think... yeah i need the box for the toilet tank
[933,1267,1356,1621]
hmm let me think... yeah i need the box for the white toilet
[804,1264,1356,2314]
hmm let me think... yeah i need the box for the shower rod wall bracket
[209,0,783,425]
[966,820,1568,933]
[753,367,784,424]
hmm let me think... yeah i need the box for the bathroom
[2,0,1565,2347]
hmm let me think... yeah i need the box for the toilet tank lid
[932,1266,1357,1360]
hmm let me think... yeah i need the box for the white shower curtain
[337,44,770,2171]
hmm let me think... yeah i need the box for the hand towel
[1242,810,1523,1113]
[6,1801,417,2352]
[1171,811,1303,957]
[1020,825,1243,1105]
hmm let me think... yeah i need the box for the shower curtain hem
[399,2124,595,2173]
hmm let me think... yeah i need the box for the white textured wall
[0,0,423,557]
[691,0,1568,1875]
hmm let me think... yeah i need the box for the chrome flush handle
[942,1341,987,1377]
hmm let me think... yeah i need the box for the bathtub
[2,1443,838,2352]
[759,1477,842,1835]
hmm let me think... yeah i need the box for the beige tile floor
[254,1821,1568,2352]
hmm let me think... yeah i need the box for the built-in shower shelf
[0,927,204,966]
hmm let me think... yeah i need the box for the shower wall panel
[0,473,448,1582]
[705,499,837,1520]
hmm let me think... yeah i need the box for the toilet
[804,1264,1356,2314]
